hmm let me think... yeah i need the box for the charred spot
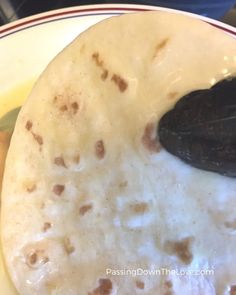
[60,105,68,112]
[63,237,75,255]
[28,252,37,265]
[95,140,105,159]
[142,122,161,153]
[164,281,173,289]
[32,132,43,146]
[25,120,33,131]
[52,184,65,196]
[43,222,52,232]
[136,280,145,289]
[101,69,108,81]
[111,74,128,92]
[153,38,169,59]
[119,181,128,188]
[164,280,174,295]
[157,38,169,50]
[73,153,80,164]
[26,121,43,147]
[26,183,37,193]
[167,91,179,100]
[71,102,79,114]
[54,157,67,168]
[225,219,236,229]
[92,52,104,67]
[26,250,49,268]
[130,202,148,214]
[79,204,93,216]
[53,95,61,103]
[92,52,109,81]
[89,278,113,295]
[164,237,194,265]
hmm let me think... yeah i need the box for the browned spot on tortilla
[79,204,93,216]
[153,38,169,59]
[71,102,79,114]
[92,52,104,67]
[142,122,161,153]
[28,252,37,265]
[54,157,67,168]
[63,237,75,254]
[26,183,37,193]
[167,91,179,100]
[89,278,113,295]
[111,74,128,92]
[164,281,173,289]
[26,122,43,147]
[43,222,52,232]
[60,105,68,112]
[95,140,105,159]
[25,120,33,131]
[225,219,236,229]
[26,250,49,268]
[53,184,65,196]
[163,280,174,295]
[101,69,108,80]
[73,153,80,164]
[130,202,148,214]
[136,280,145,289]
[230,285,236,295]
[119,181,128,188]
[165,237,194,265]
[92,52,109,82]
[32,132,43,146]
[53,95,63,104]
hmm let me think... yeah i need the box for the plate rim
[0,3,235,39]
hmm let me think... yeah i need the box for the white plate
[0,3,235,94]
[0,4,235,295]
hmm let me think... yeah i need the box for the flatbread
[1,11,236,295]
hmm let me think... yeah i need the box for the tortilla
[1,11,236,295]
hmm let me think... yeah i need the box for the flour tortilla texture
[1,11,236,295]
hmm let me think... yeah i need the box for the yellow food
[0,80,34,295]
[0,132,11,191]
[0,80,34,118]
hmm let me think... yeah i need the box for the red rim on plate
[0,4,236,39]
